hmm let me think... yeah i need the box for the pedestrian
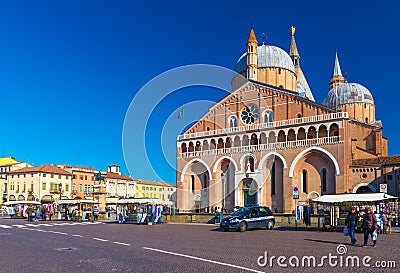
[93,206,99,222]
[28,206,34,222]
[41,205,46,221]
[345,206,359,245]
[362,207,379,247]
[118,211,124,224]
[382,212,388,234]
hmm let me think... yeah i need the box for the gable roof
[9,164,72,176]
[105,172,133,181]
[0,157,19,167]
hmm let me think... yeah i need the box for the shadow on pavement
[304,238,354,246]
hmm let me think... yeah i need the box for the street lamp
[221,173,226,211]
[58,183,62,201]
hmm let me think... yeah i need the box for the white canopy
[56,199,99,205]
[312,193,397,204]
[116,198,170,205]
[3,200,41,206]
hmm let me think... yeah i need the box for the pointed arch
[289,147,340,177]
[212,156,238,173]
[257,152,288,170]
[181,158,212,182]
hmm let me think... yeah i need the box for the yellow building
[135,180,176,204]
[0,157,32,203]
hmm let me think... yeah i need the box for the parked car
[220,206,275,232]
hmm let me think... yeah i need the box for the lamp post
[58,183,62,220]
[221,173,226,212]
[58,183,62,201]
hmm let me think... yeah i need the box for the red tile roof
[136,180,175,188]
[105,172,133,181]
[352,156,400,166]
[9,164,72,176]
[65,165,99,172]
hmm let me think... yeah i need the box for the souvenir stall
[311,193,398,229]
[55,199,99,221]
[3,200,41,219]
[116,198,171,224]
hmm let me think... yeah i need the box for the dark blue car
[220,206,275,232]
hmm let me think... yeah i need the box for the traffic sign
[379,184,387,193]
[293,186,299,199]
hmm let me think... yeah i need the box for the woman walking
[362,207,379,247]
[345,207,359,245]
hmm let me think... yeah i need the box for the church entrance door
[244,190,257,206]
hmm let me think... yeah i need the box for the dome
[323,82,374,108]
[235,44,295,73]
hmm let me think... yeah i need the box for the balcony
[178,112,348,140]
[179,136,343,158]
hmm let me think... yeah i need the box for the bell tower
[246,28,258,81]
[329,52,345,90]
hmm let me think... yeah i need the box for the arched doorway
[241,179,258,206]
[180,159,212,211]
[27,195,35,201]
[356,186,373,193]
[41,195,53,204]
[213,157,237,212]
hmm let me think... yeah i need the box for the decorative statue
[246,161,252,173]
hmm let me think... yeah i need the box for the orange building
[58,164,98,199]
[176,27,396,213]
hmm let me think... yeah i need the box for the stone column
[93,184,107,221]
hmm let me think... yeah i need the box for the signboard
[293,186,299,199]
[379,184,387,193]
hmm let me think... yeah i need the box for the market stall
[3,200,42,219]
[55,199,99,221]
[311,193,398,229]
[116,198,172,224]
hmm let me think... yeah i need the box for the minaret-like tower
[329,52,345,90]
[289,26,315,101]
[246,28,258,81]
[289,26,300,67]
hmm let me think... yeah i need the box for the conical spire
[332,51,342,77]
[289,26,299,58]
[247,28,257,42]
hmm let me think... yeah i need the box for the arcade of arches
[177,148,341,213]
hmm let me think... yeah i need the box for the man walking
[345,207,359,245]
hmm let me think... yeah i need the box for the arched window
[321,168,327,192]
[203,174,208,189]
[191,175,195,193]
[302,170,307,193]
[229,116,238,129]
[271,162,276,195]
[264,110,274,124]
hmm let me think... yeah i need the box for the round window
[240,104,259,125]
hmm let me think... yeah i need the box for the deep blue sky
[0,1,398,184]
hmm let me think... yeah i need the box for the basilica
[176,27,396,213]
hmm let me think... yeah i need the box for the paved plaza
[0,218,398,273]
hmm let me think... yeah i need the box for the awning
[116,198,170,205]
[3,200,41,206]
[311,193,398,203]
[56,199,99,205]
